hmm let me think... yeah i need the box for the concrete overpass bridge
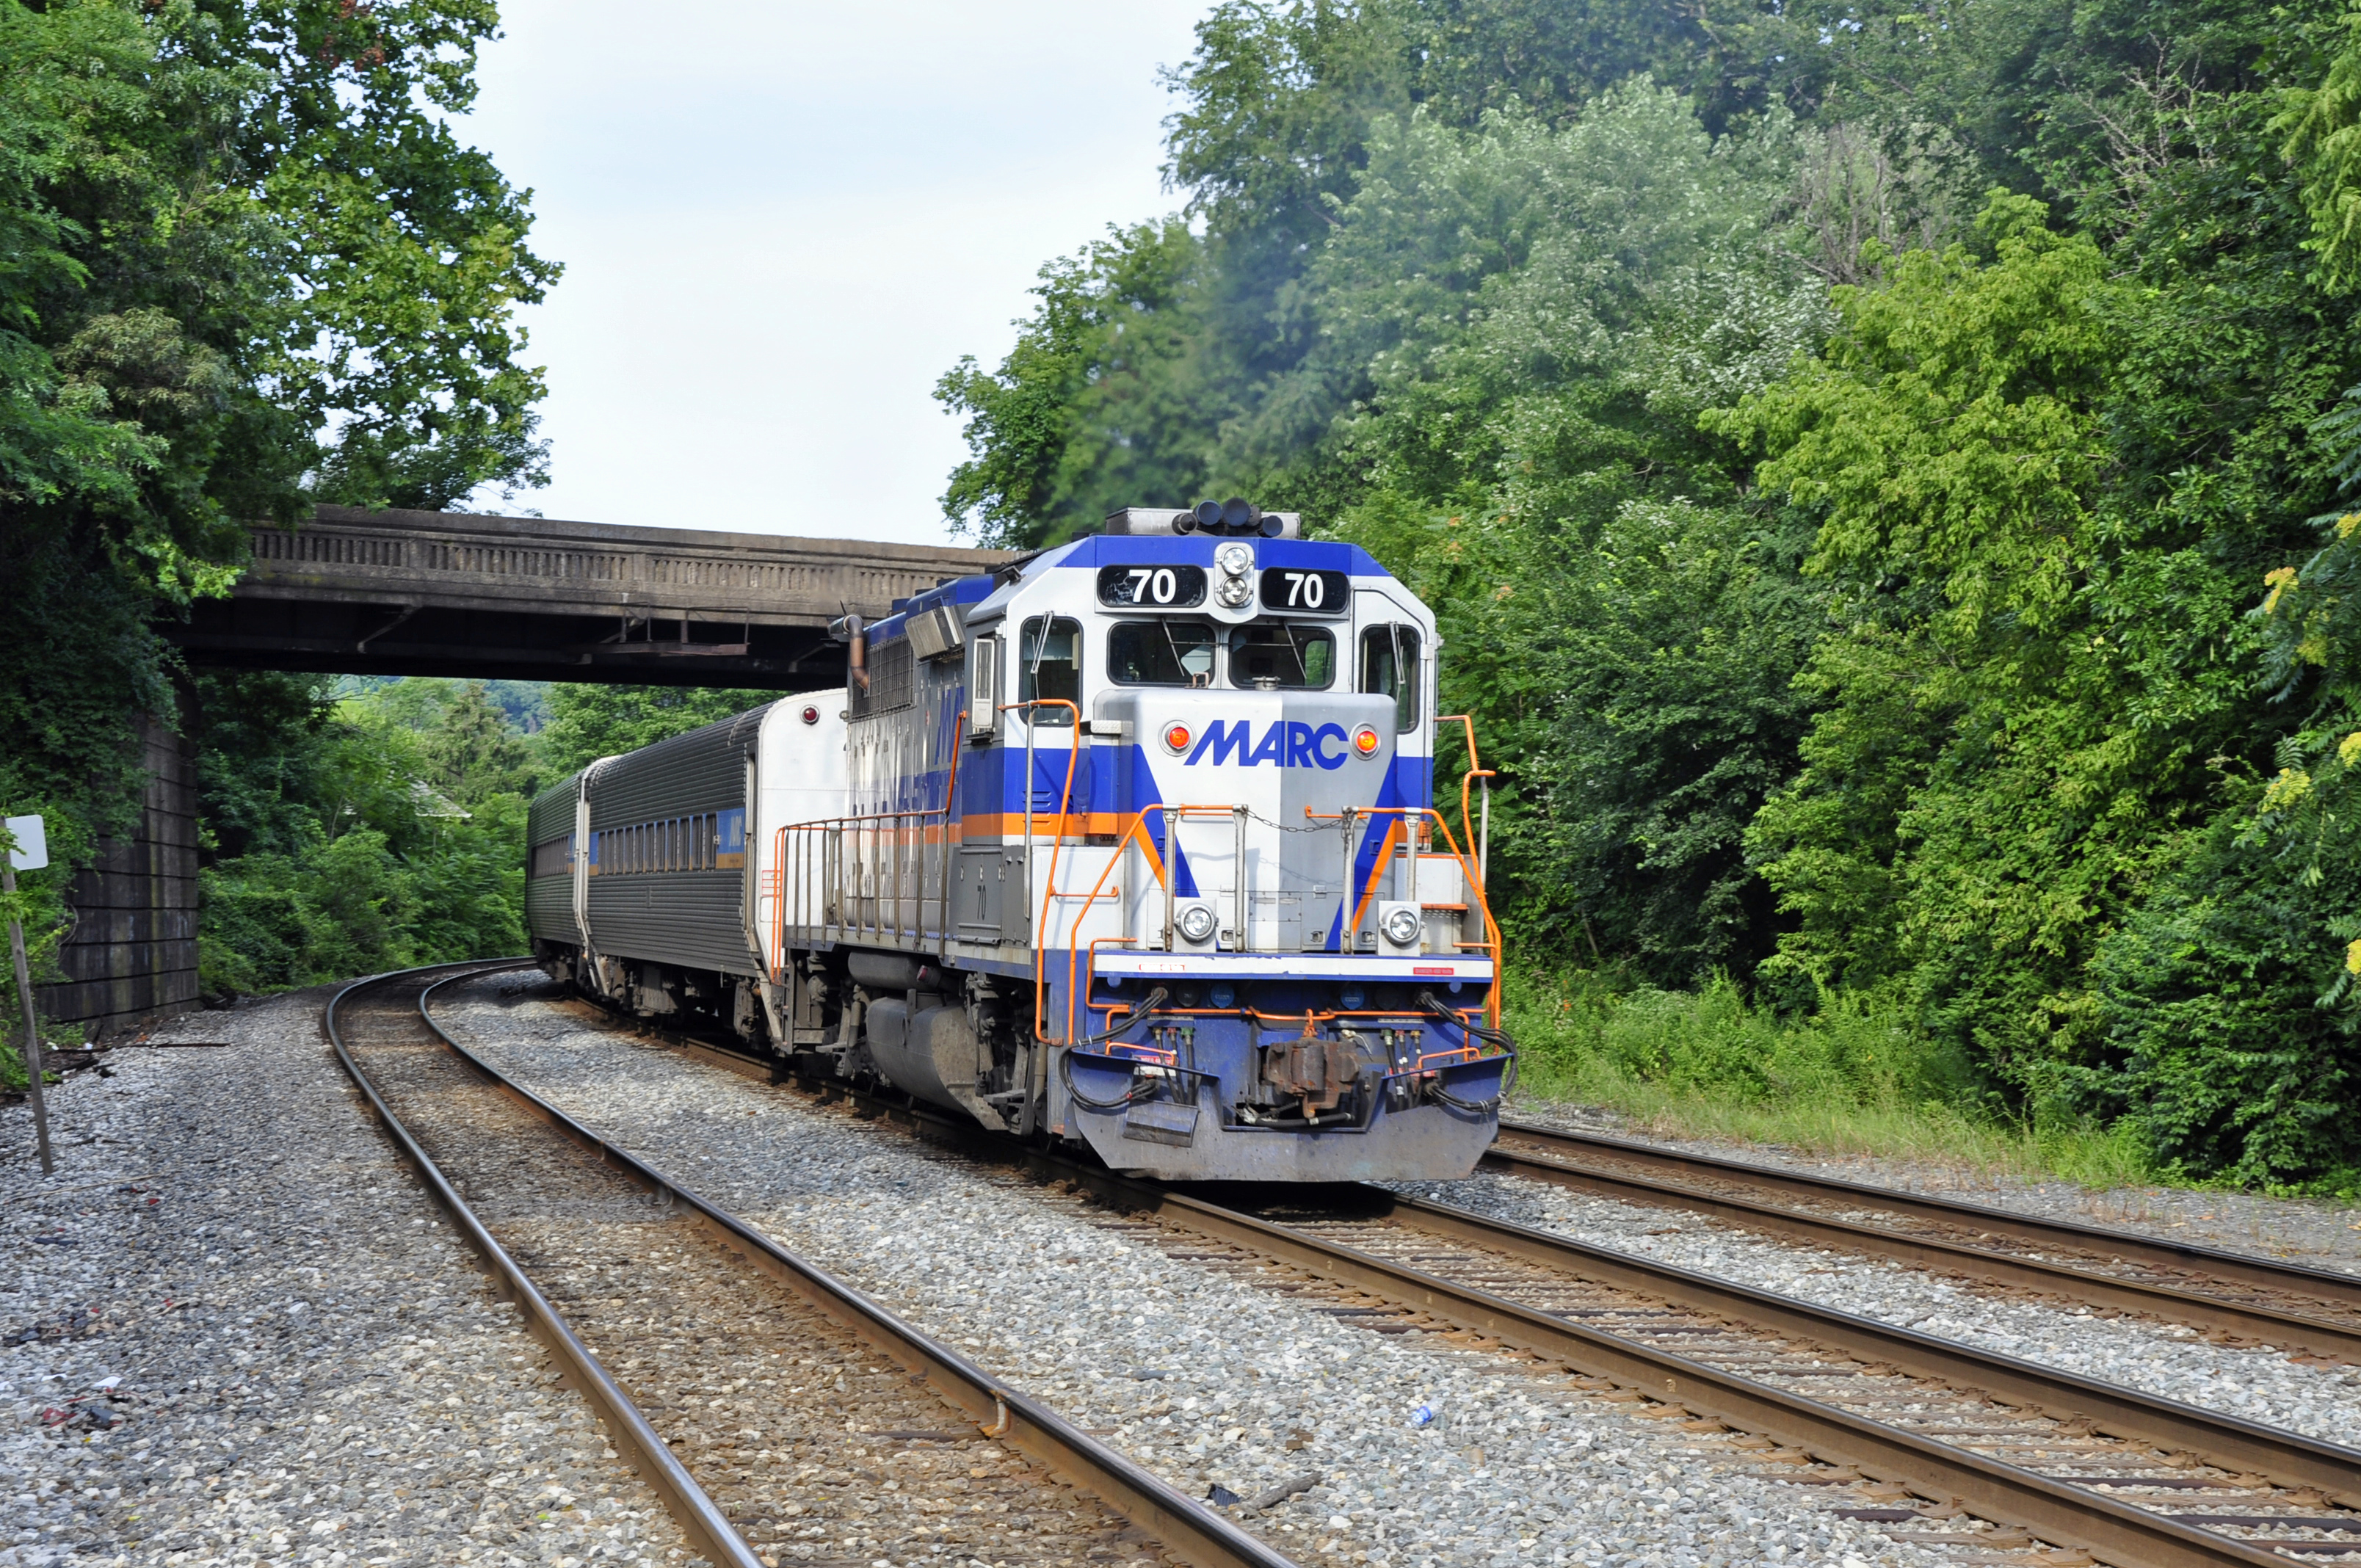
[168,505,1007,687]
[51,507,1007,1037]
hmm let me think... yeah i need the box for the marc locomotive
[524,501,1512,1181]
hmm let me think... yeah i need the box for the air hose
[1057,988,1173,1111]
[1416,990,1520,1113]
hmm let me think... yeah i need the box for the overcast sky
[454,1,1214,545]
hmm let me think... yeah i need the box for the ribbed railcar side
[525,769,585,947]
[581,705,775,979]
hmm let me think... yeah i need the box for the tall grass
[1501,969,2157,1188]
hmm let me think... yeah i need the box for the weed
[1502,968,2159,1188]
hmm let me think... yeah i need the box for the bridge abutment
[38,712,201,1039]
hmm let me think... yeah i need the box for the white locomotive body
[525,505,1512,1181]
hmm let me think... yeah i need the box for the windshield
[1109,620,1217,686]
[1227,621,1335,689]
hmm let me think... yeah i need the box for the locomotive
[523,501,1513,1181]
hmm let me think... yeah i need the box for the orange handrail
[1435,712,1495,893]
[1054,800,1291,1043]
[1004,699,1081,1045]
[1060,811,1169,1044]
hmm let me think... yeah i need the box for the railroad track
[1483,1119,2361,1365]
[324,961,1293,1568]
[738,1064,2361,1568]
[460,984,2361,1567]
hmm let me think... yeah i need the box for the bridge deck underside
[159,506,1008,689]
[172,594,849,688]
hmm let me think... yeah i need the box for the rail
[325,960,765,1568]
[337,959,1297,1568]
[1486,1119,2361,1363]
[762,1053,2361,1568]
[1043,1152,2361,1568]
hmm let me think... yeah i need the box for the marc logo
[1182,719,1352,770]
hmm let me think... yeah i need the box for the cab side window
[1360,625,1422,732]
[1018,616,1081,725]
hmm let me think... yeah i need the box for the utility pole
[4,815,53,1176]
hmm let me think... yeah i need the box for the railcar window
[1108,620,1216,686]
[529,836,570,879]
[1360,624,1424,732]
[1227,621,1335,689]
[1018,616,1081,725]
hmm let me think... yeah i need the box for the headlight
[1382,906,1424,947]
[1216,575,1252,608]
[1177,904,1218,944]
[1216,542,1254,578]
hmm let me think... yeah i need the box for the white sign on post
[1,813,51,1172]
[4,816,46,872]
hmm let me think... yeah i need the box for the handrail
[1436,713,1493,890]
[1053,800,1292,1045]
[1061,811,1170,1045]
[1319,804,1501,1029]
[762,709,968,977]
[1062,800,1504,1043]
[1303,797,1501,1028]
[1004,699,1080,1045]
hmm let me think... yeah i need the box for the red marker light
[800,705,821,725]
[1352,724,1382,757]
[1162,722,1194,755]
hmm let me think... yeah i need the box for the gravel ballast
[439,972,1970,1568]
[0,987,693,1568]
[1506,1101,2361,1276]
[1382,1166,2361,1448]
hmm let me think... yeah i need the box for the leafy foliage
[540,684,786,777]
[192,675,541,995]
[940,0,2361,1184]
[0,0,554,1025]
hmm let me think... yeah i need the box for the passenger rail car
[525,501,1513,1181]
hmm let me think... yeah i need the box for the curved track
[327,961,1294,1568]
[1484,1119,2361,1363]
[423,981,2361,1567]
[745,1056,2361,1568]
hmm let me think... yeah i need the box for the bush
[1504,967,2153,1184]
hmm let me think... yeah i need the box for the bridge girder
[165,505,1012,689]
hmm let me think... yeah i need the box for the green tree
[540,684,784,777]
[1,0,554,1021]
[192,672,540,994]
